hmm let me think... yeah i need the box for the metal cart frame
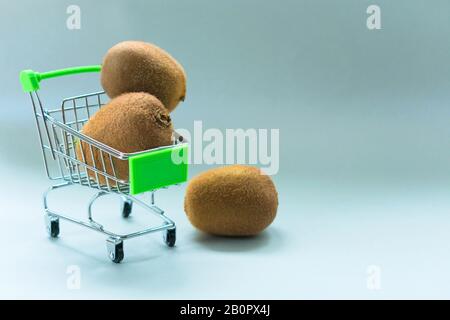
[20,65,188,263]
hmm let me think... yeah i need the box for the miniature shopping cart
[19,65,188,263]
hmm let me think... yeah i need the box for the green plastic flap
[129,145,189,195]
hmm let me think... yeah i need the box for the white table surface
[1,153,449,299]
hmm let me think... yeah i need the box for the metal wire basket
[20,65,189,263]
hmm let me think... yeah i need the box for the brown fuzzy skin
[101,41,186,113]
[75,92,173,185]
[184,165,278,236]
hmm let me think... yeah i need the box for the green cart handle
[20,65,101,92]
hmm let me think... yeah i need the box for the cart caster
[106,238,124,263]
[121,199,133,218]
[45,214,59,238]
[163,227,176,247]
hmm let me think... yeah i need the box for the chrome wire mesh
[31,91,130,194]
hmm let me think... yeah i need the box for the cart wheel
[46,215,59,238]
[121,199,133,218]
[163,227,176,247]
[106,238,124,263]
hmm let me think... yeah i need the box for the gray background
[0,0,449,299]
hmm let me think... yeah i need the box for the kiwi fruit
[75,92,173,186]
[101,41,186,113]
[184,165,278,236]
